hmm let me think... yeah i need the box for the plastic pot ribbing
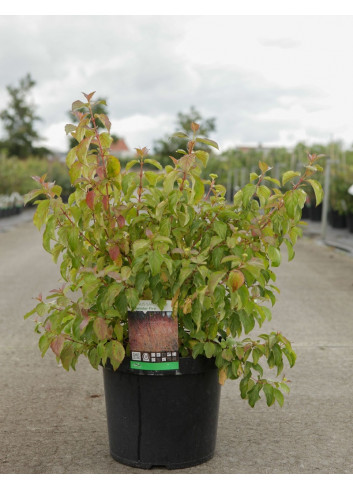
[102,356,221,469]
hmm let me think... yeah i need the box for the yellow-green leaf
[307,179,323,206]
[282,171,300,186]
[33,199,50,230]
[107,156,121,178]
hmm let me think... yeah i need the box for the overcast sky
[0,15,352,153]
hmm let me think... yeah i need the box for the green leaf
[172,131,188,138]
[192,342,204,359]
[284,238,295,261]
[148,250,164,276]
[132,239,150,257]
[125,159,140,170]
[264,176,280,186]
[125,288,140,310]
[256,185,271,206]
[307,179,323,206]
[23,189,45,205]
[204,342,216,358]
[144,158,163,170]
[107,156,121,178]
[248,384,261,407]
[60,343,75,371]
[242,184,256,207]
[193,176,205,203]
[163,169,179,194]
[33,199,50,230]
[229,313,241,337]
[274,388,284,407]
[76,136,92,164]
[233,190,243,207]
[195,137,219,150]
[99,132,113,149]
[67,227,79,252]
[145,171,161,186]
[191,299,202,330]
[282,171,300,186]
[178,267,194,286]
[259,161,270,173]
[208,270,227,294]
[39,335,51,357]
[65,123,77,135]
[213,221,227,240]
[263,383,275,406]
[195,150,209,167]
[268,246,281,267]
[88,347,100,369]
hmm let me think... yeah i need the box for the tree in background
[153,106,216,166]
[0,74,49,158]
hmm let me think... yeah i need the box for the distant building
[110,138,134,159]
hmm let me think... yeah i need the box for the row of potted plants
[0,192,24,218]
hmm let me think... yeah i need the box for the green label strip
[130,361,179,371]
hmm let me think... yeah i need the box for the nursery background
[1,10,353,476]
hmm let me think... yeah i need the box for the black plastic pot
[102,356,221,469]
[329,209,347,229]
[309,203,322,221]
[347,213,353,233]
[301,204,310,219]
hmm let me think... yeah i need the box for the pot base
[110,449,215,470]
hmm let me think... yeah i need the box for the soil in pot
[102,356,221,469]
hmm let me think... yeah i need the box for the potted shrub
[24,93,324,469]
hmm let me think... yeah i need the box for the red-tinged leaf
[72,100,86,111]
[117,215,125,229]
[82,91,96,101]
[31,175,42,183]
[86,190,95,209]
[169,156,178,165]
[93,317,109,340]
[109,245,121,262]
[44,321,52,331]
[135,147,148,158]
[35,293,43,302]
[106,271,122,281]
[145,228,153,238]
[48,284,65,295]
[95,113,111,132]
[50,335,65,357]
[102,195,109,211]
[191,121,200,133]
[228,270,245,292]
[80,316,90,332]
[96,165,105,179]
[171,248,184,255]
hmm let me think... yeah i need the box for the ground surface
[1,210,353,474]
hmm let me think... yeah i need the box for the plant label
[128,300,179,371]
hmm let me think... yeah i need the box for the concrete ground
[1,210,353,474]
